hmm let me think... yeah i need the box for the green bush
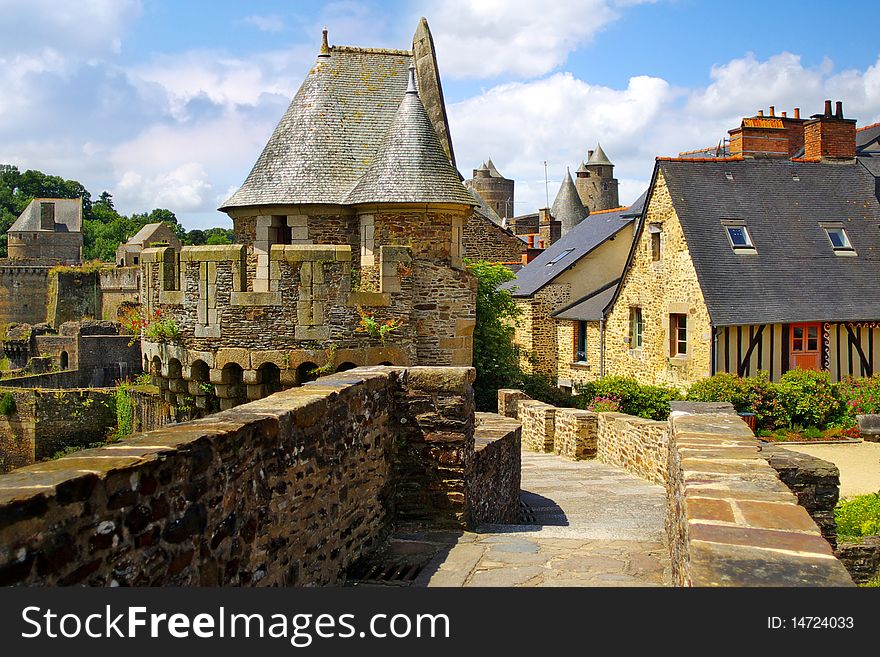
[775,368,841,429]
[0,392,16,417]
[687,372,785,429]
[576,376,681,421]
[836,493,880,541]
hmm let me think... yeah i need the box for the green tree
[466,259,523,411]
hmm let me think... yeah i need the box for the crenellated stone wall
[0,366,519,586]
[505,389,853,586]
[554,408,597,460]
[518,400,556,452]
[139,235,476,410]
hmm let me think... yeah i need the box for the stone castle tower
[575,143,620,212]
[138,23,477,411]
[466,158,515,219]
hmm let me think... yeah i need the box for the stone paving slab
[417,451,672,587]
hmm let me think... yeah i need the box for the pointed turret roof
[345,65,473,205]
[551,168,589,233]
[485,158,504,178]
[576,161,589,174]
[587,143,613,166]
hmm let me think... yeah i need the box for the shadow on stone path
[413,451,672,587]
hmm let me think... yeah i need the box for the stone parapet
[0,366,515,586]
[761,444,840,547]
[470,412,522,525]
[518,400,556,452]
[497,388,531,419]
[597,412,668,485]
[554,408,597,460]
[667,412,853,587]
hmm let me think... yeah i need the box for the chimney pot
[835,101,844,119]
[794,107,800,119]
[758,109,764,117]
[824,99,832,117]
[770,105,775,116]
[587,150,594,159]
[781,111,787,117]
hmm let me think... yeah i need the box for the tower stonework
[465,158,515,219]
[575,144,620,212]
[138,26,477,412]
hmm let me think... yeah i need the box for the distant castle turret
[466,158,515,219]
[575,143,619,212]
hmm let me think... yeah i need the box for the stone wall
[596,412,668,485]
[667,412,852,586]
[470,412,522,526]
[518,400,556,451]
[497,388,531,419]
[514,284,571,377]
[99,267,139,321]
[463,212,524,263]
[554,408,597,460]
[835,537,880,584]
[0,387,117,474]
[603,170,713,387]
[0,265,49,325]
[47,269,102,327]
[761,444,840,547]
[128,387,175,434]
[0,366,519,586]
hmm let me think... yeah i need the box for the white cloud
[116,163,212,212]
[243,14,285,33]
[423,0,643,78]
[0,0,141,60]
[450,53,880,214]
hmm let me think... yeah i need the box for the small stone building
[598,100,880,388]
[140,21,479,410]
[116,222,182,267]
[7,198,82,264]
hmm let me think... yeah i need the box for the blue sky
[1,0,878,229]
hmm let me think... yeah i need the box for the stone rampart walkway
[414,452,672,587]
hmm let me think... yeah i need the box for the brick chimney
[538,208,561,246]
[40,201,55,231]
[729,110,789,158]
[803,100,857,161]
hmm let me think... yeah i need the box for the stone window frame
[648,223,662,261]
[669,312,688,357]
[629,306,643,350]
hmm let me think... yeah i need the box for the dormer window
[722,221,754,251]
[823,226,852,251]
[546,248,574,266]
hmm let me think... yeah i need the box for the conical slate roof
[587,143,613,166]
[345,66,472,205]
[485,158,504,178]
[551,169,589,233]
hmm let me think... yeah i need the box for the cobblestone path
[414,452,672,587]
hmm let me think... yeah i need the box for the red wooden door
[790,323,821,370]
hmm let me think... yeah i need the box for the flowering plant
[118,306,180,344]
[355,306,403,346]
[588,395,621,413]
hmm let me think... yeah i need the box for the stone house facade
[599,100,880,388]
[140,22,478,410]
[504,200,644,389]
